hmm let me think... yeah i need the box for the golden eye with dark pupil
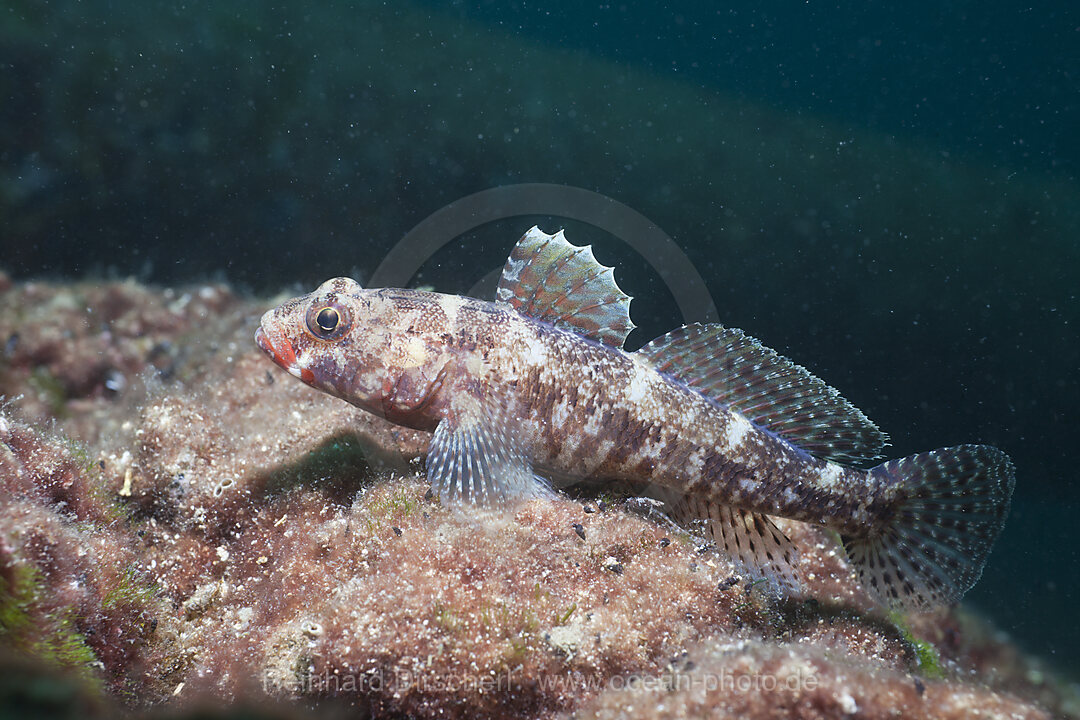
[315,307,339,333]
[306,300,349,340]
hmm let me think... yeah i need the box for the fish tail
[842,444,1015,612]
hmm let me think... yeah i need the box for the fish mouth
[254,327,273,356]
[254,325,313,383]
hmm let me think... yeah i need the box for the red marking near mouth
[254,327,273,355]
[255,327,293,365]
[255,326,313,382]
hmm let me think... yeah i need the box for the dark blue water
[439,1,1078,179]
[1,0,1077,676]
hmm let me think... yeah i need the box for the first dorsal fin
[496,226,635,348]
[637,323,887,464]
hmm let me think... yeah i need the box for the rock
[0,275,1074,719]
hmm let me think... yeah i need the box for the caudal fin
[843,445,1015,612]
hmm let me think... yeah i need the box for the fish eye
[305,301,350,340]
[316,307,339,332]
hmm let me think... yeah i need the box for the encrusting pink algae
[0,270,1075,719]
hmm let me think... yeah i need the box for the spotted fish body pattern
[256,226,1015,612]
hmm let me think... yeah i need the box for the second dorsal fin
[496,226,635,348]
[637,323,887,464]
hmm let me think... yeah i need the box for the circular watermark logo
[370,183,718,325]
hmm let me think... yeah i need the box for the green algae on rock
[0,412,167,700]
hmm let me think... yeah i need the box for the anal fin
[664,489,802,597]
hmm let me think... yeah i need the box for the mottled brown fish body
[256,226,1014,613]
[462,301,888,538]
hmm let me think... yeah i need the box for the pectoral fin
[426,377,551,507]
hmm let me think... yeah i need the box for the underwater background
[1,0,1077,681]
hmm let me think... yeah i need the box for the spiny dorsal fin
[637,323,887,464]
[496,226,635,348]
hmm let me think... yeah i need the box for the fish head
[255,278,452,429]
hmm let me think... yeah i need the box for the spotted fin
[844,445,1014,612]
[496,226,635,348]
[426,371,551,507]
[637,323,887,464]
[663,489,801,597]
